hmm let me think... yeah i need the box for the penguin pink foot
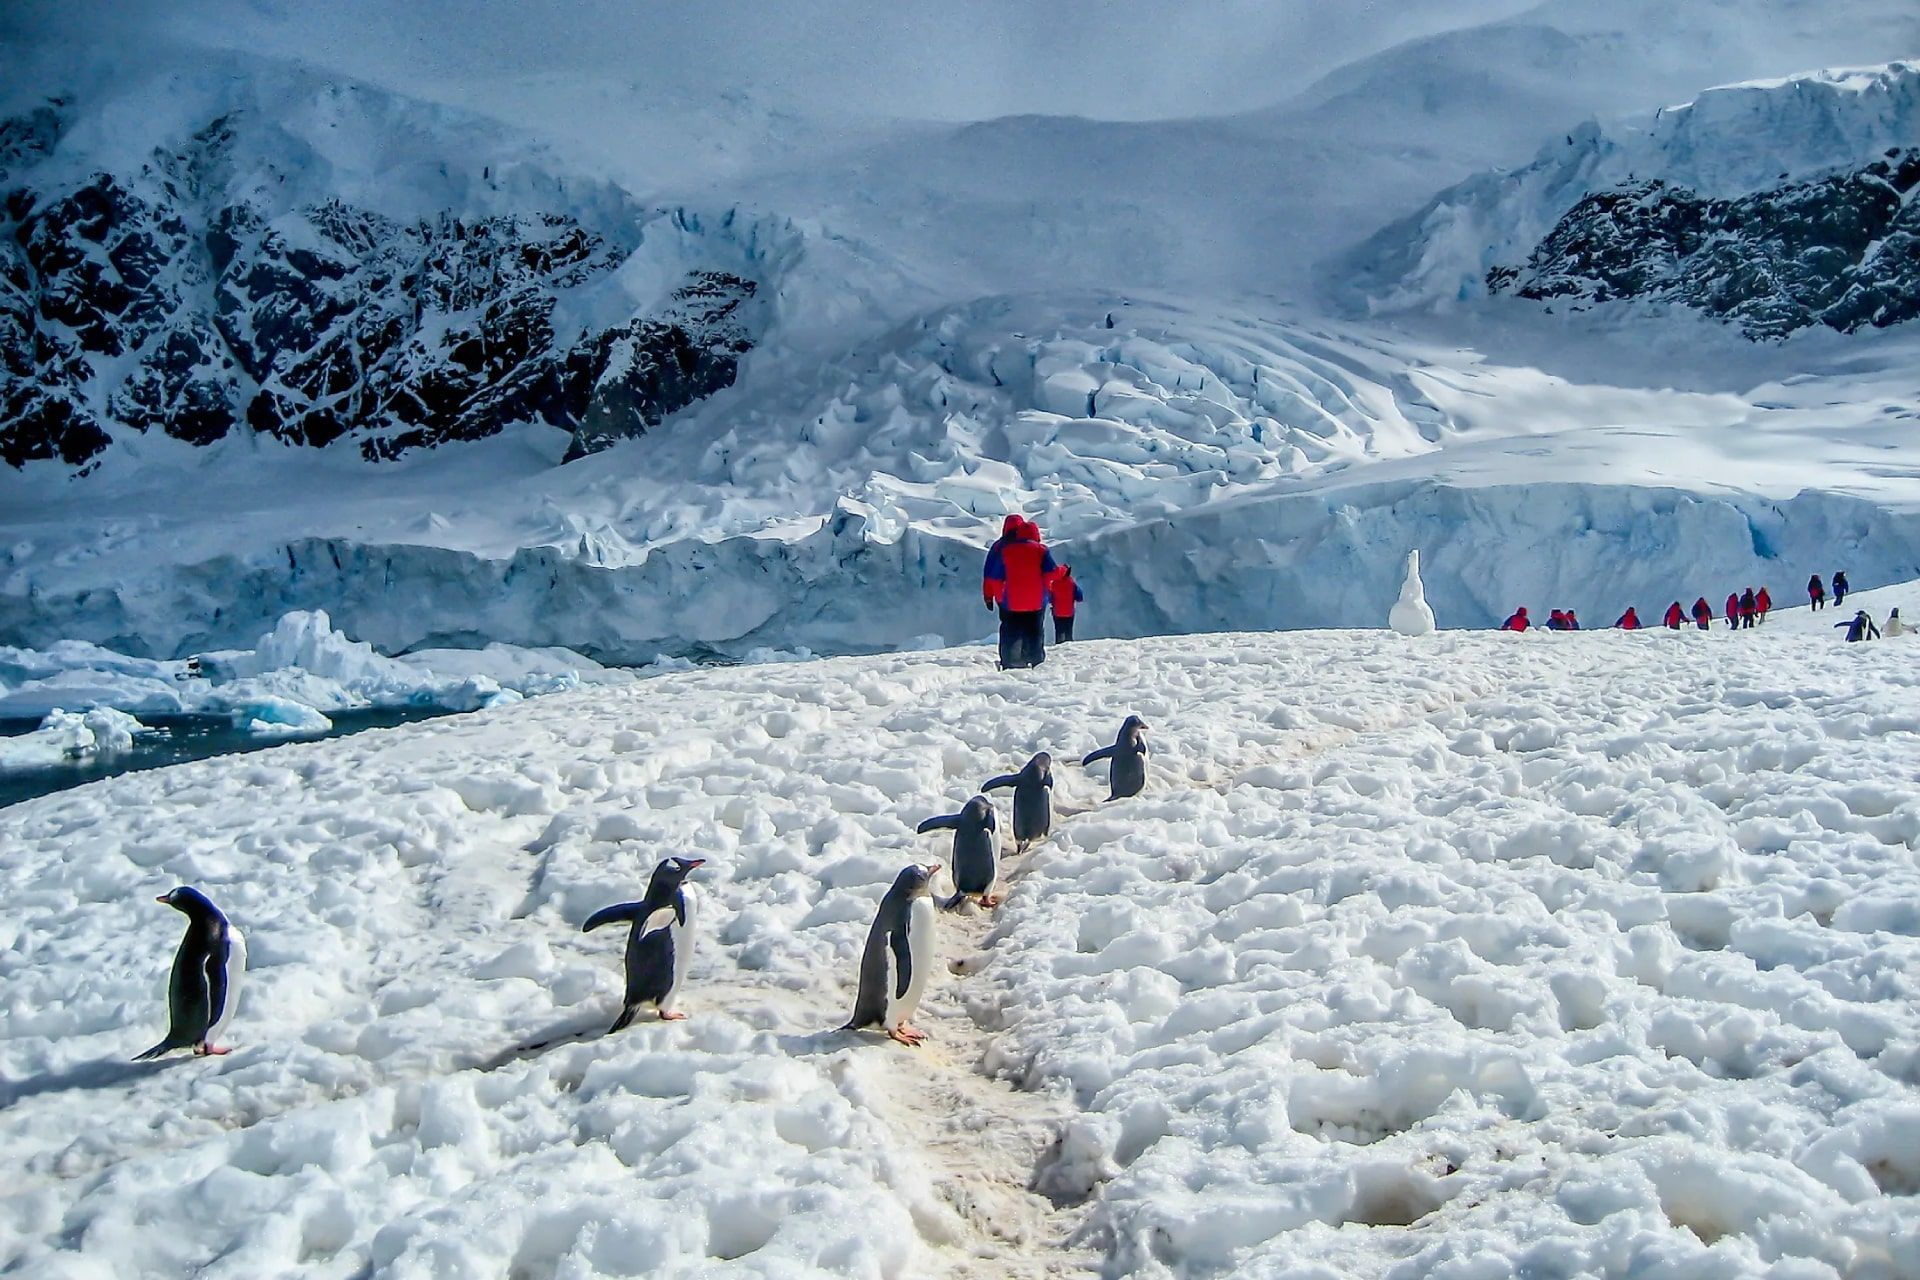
[194,1043,231,1056]
[981,893,1002,908]
[658,1010,689,1021]
[888,1024,928,1047]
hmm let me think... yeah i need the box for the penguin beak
[154,895,168,903]
[684,859,706,869]
[926,862,943,876]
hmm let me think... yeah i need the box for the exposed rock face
[0,101,762,470]
[1487,148,1920,338]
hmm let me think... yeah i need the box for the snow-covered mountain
[3,2,1919,660]
[1352,62,1920,334]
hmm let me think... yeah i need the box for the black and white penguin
[982,751,1053,851]
[843,862,942,1046]
[1081,714,1150,800]
[134,886,246,1061]
[918,795,1000,909]
[582,855,704,1032]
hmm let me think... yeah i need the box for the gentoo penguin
[1081,714,1150,800]
[134,887,246,1060]
[918,796,1000,909]
[582,856,704,1031]
[844,862,942,1046]
[982,751,1053,851]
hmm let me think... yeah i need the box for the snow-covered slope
[1350,62,1920,331]
[5,623,1920,1276]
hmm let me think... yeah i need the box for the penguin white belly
[886,897,937,1027]
[208,925,247,1044]
[663,884,698,1012]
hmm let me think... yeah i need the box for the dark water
[0,707,459,810]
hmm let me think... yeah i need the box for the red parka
[1664,602,1685,629]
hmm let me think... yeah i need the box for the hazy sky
[4,0,1550,121]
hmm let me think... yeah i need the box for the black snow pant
[1000,608,1046,668]
[1054,614,1074,643]
[1742,612,1755,629]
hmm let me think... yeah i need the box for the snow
[1389,550,1437,637]
[5,619,1920,1275]
[0,610,627,734]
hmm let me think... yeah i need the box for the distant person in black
[1808,575,1826,611]
[1739,587,1757,629]
[1838,609,1879,642]
[1833,571,1850,606]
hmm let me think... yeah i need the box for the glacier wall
[5,482,1917,663]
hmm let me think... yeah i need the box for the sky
[3,0,1552,123]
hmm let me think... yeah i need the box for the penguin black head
[648,856,706,891]
[1028,751,1053,780]
[962,795,996,827]
[156,886,219,918]
[1120,715,1148,743]
[897,862,941,898]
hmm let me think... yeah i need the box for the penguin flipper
[890,925,913,999]
[1081,745,1116,766]
[915,814,961,834]
[582,901,647,933]
[981,774,1019,792]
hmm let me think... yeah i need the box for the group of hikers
[982,514,1082,669]
[1497,569,1902,642]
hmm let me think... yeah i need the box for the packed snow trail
[3,626,1920,1276]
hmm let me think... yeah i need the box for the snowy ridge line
[9,480,1920,663]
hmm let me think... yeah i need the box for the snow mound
[4,625,1920,1274]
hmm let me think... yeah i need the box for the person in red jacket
[1725,592,1741,631]
[982,516,1058,669]
[1663,601,1685,629]
[1692,597,1713,630]
[982,515,1025,667]
[1500,607,1529,631]
[1756,586,1772,623]
[1808,575,1826,611]
[1049,563,1083,643]
[1615,607,1641,630]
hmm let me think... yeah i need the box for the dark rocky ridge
[0,101,761,470]
[1487,148,1920,338]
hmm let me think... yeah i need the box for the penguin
[843,862,942,1046]
[982,751,1053,851]
[918,795,1000,909]
[1081,714,1149,800]
[581,855,704,1031]
[134,886,246,1060]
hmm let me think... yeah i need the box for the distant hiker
[1833,571,1850,606]
[1725,592,1740,631]
[1691,597,1713,631]
[1809,575,1826,610]
[1740,588,1757,629]
[1566,609,1579,630]
[984,516,1058,669]
[1500,607,1529,632]
[1756,586,1772,622]
[1837,609,1879,642]
[1547,609,1570,631]
[1886,608,1905,638]
[1049,563,1083,643]
[1664,601,1685,630]
[1615,607,1641,630]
